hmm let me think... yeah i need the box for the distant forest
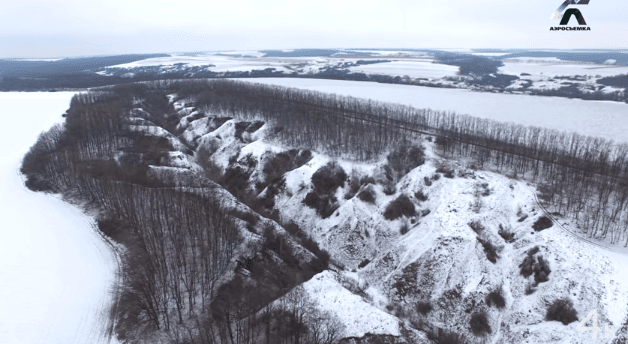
[0,54,166,90]
[2,50,628,104]
[496,51,628,65]
[0,51,515,91]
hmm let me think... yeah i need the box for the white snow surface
[275,150,628,343]
[190,110,628,342]
[109,54,292,73]
[0,93,119,344]
[237,78,628,143]
[299,271,401,338]
[499,58,628,77]
[348,60,459,79]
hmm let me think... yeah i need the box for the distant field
[348,60,459,79]
[238,78,628,143]
[499,58,628,78]
[109,54,293,72]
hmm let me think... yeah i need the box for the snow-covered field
[237,78,628,143]
[109,54,293,73]
[499,58,628,78]
[0,93,119,344]
[348,60,459,79]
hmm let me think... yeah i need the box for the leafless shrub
[416,301,433,315]
[498,224,516,243]
[533,216,553,231]
[477,236,500,263]
[384,194,416,220]
[546,298,578,325]
[469,311,491,336]
[486,287,506,309]
[468,220,485,234]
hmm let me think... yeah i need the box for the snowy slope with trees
[0,93,119,344]
[170,79,628,342]
[237,78,628,143]
[196,118,628,343]
[19,80,628,343]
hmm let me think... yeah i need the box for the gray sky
[1,0,626,58]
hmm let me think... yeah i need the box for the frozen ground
[107,52,461,77]
[0,93,119,344]
[499,58,628,78]
[191,114,628,341]
[348,59,459,79]
[238,78,628,143]
[109,54,291,73]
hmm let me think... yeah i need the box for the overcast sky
[1,0,626,58]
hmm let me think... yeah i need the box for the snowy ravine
[177,102,628,342]
[0,93,120,344]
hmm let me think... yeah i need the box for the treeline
[20,86,333,343]
[429,50,504,76]
[159,79,628,245]
[172,79,415,161]
[0,54,168,77]
[526,83,627,102]
[598,73,628,89]
[21,90,241,338]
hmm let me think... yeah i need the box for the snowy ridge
[298,270,402,338]
[182,108,628,342]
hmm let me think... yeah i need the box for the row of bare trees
[192,282,344,344]
[21,90,246,341]
[157,79,628,245]
[22,85,347,343]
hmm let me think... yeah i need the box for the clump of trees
[357,185,376,204]
[383,194,416,220]
[384,143,425,182]
[477,237,500,264]
[498,224,516,243]
[486,287,506,309]
[469,311,491,336]
[546,298,578,325]
[303,161,347,218]
[311,162,347,194]
[415,189,428,202]
[429,330,469,344]
[416,301,433,315]
[468,221,484,234]
[261,149,313,190]
[533,216,553,231]
[519,247,551,284]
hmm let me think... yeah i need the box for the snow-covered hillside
[180,108,628,343]
[0,93,119,344]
